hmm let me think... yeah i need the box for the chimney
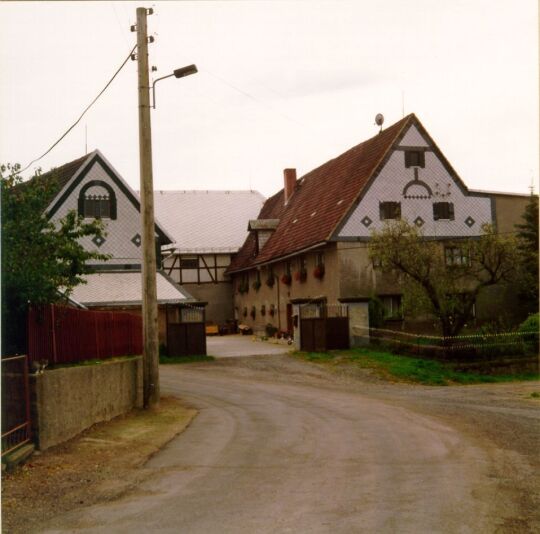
[283,168,297,204]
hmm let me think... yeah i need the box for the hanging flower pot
[243,307,248,317]
[313,264,325,279]
[266,275,275,288]
[261,304,266,316]
[281,273,292,285]
[269,304,275,317]
[250,306,256,319]
[252,279,261,291]
[294,269,307,282]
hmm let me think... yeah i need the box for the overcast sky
[1,1,537,198]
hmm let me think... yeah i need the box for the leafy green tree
[1,164,108,353]
[514,193,539,309]
[369,220,518,337]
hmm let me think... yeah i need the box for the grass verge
[293,347,538,386]
[160,354,215,364]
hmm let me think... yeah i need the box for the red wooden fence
[27,305,143,365]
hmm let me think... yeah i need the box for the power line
[20,44,136,175]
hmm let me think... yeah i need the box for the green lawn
[293,347,538,386]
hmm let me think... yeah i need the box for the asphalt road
[42,355,539,534]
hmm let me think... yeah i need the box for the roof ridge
[325,114,414,241]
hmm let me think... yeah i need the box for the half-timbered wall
[163,253,232,285]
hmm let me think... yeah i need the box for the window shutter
[448,202,455,220]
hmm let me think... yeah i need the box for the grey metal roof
[153,190,266,253]
[69,271,196,307]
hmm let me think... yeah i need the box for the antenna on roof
[374,113,384,133]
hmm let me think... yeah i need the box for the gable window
[379,201,401,220]
[78,180,117,220]
[433,202,455,221]
[445,246,470,266]
[405,150,425,168]
[83,195,111,218]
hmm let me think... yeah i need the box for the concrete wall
[30,356,143,450]
[492,194,530,234]
[337,242,400,297]
[182,282,234,324]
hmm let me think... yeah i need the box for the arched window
[78,180,117,219]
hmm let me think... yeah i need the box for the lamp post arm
[151,73,175,109]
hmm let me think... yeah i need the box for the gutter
[227,241,327,274]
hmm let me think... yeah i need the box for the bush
[519,313,539,354]
[265,323,278,337]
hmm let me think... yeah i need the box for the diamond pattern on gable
[464,216,475,228]
[92,235,106,248]
[414,216,424,227]
[361,215,372,228]
[131,233,142,247]
[398,124,429,147]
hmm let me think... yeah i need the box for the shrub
[265,323,278,337]
[519,313,539,354]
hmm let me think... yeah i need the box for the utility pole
[135,6,159,408]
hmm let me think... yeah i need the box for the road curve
[40,360,512,534]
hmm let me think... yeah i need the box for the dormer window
[405,150,425,168]
[78,180,117,220]
[433,202,455,221]
[379,201,401,220]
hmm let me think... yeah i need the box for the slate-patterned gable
[338,123,493,238]
[47,152,168,267]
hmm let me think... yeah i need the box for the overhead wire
[20,44,136,175]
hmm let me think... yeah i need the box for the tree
[368,220,518,337]
[514,193,539,310]
[1,164,108,353]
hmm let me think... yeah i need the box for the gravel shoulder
[2,397,197,534]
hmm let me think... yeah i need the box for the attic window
[405,150,425,168]
[78,180,117,220]
[433,202,455,221]
[84,195,111,218]
[379,201,401,220]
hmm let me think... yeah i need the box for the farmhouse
[36,149,200,345]
[226,114,530,340]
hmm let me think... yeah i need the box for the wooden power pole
[136,7,160,408]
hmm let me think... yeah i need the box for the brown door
[286,303,293,335]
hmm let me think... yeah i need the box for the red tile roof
[228,114,415,273]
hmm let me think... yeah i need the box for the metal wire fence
[351,325,539,361]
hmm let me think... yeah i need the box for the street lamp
[152,64,198,109]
